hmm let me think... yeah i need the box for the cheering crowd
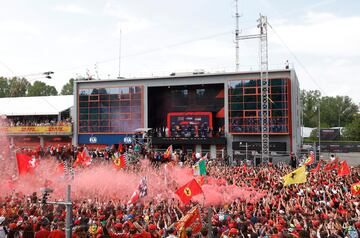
[0,144,359,238]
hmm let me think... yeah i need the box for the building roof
[75,69,293,85]
[0,95,73,116]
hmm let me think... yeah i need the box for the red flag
[310,161,321,173]
[351,182,360,196]
[175,179,203,204]
[243,163,247,173]
[163,145,173,160]
[16,153,37,175]
[324,158,339,171]
[73,148,91,168]
[175,206,202,237]
[113,154,127,169]
[338,160,350,176]
[304,151,315,166]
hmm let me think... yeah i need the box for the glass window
[120,94,130,100]
[79,114,88,120]
[79,101,88,107]
[79,89,91,95]
[89,102,98,107]
[244,88,257,95]
[79,108,88,113]
[108,88,119,94]
[79,95,88,101]
[131,93,141,100]
[244,96,257,103]
[109,94,119,100]
[243,103,257,110]
[228,79,289,134]
[110,101,119,107]
[271,87,284,94]
[100,95,109,101]
[230,103,244,111]
[119,88,130,94]
[78,85,143,133]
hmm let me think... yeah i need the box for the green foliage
[320,96,358,127]
[27,81,58,96]
[301,90,359,128]
[0,77,9,97]
[8,77,30,97]
[60,78,74,95]
[343,116,360,141]
[301,90,321,128]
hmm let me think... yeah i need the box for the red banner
[175,206,202,237]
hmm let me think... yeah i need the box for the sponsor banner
[3,126,72,134]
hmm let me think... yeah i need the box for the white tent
[0,95,73,116]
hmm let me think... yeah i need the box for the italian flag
[193,159,206,176]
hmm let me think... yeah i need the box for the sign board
[320,129,340,140]
[2,126,72,134]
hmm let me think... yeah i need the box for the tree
[8,77,30,97]
[61,78,74,95]
[342,116,360,141]
[0,77,9,97]
[301,90,359,128]
[27,81,58,96]
[301,90,321,128]
[320,96,358,128]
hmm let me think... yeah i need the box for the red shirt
[48,230,65,238]
[35,229,50,238]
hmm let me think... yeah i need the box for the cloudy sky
[0,0,359,102]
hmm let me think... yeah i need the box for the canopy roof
[0,95,73,116]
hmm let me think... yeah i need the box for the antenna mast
[118,29,122,79]
[234,0,240,71]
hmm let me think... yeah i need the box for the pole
[318,102,321,160]
[65,185,72,238]
[118,29,122,79]
[245,142,248,161]
[234,0,240,71]
[207,207,212,237]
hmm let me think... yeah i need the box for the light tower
[236,14,270,163]
[234,0,240,71]
[258,14,270,163]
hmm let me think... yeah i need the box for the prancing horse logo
[184,187,192,196]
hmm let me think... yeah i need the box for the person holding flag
[163,145,173,160]
[304,151,315,166]
[193,157,206,176]
[128,177,148,205]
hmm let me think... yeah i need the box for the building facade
[74,69,301,161]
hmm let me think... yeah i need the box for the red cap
[115,223,123,229]
[9,223,17,229]
[229,228,239,235]
[148,224,157,231]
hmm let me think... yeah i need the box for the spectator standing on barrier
[290,152,297,168]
